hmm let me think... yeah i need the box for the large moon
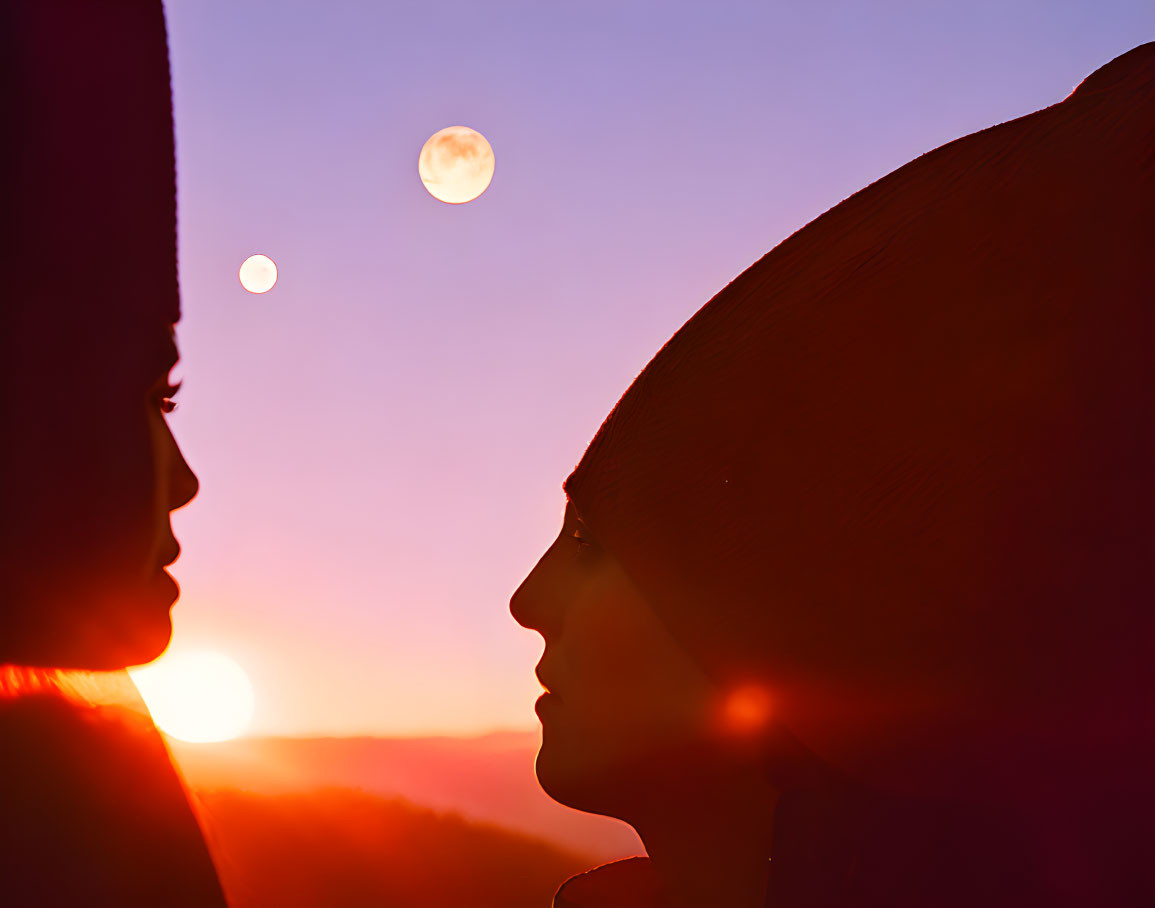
[418,126,495,204]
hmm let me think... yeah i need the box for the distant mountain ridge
[169,731,642,863]
[195,786,591,908]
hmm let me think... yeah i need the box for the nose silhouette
[509,573,540,632]
[172,450,199,513]
[510,546,559,638]
[165,425,199,513]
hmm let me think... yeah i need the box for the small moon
[239,254,278,293]
[418,126,495,204]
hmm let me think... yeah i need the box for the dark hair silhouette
[0,2,225,904]
[517,43,1154,908]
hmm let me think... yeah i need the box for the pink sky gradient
[158,0,1153,736]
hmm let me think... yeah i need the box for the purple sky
[160,0,1153,736]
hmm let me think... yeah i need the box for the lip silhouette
[534,661,563,702]
[535,692,561,720]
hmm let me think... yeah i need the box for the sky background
[159,0,1154,737]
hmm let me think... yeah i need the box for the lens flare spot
[720,683,773,735]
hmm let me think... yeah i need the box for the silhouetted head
[0,0,197,669]
[515,42,1154,904]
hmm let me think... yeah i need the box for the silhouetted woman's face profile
[511,502,767,820]
[0,323,199,670]
[86,326,200,662]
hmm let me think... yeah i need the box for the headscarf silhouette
[563,44,1153,907]
[0,2,226,904]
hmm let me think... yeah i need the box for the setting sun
[130,651,256,743]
